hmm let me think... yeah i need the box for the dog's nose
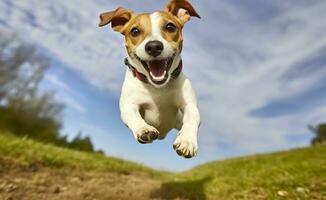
[145,41,163,57]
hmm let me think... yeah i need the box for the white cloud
[42,74,87,114]
[60,95,86,114]
[44,74,70,91]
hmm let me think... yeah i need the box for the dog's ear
[164,0,200,25]
[99,7,133,33]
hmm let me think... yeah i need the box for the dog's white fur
[119,12,200,158]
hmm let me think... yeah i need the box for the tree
[0,29,101,153]
[309,123,326,146]
[69,132,95,152]
[0,31,41,102]
[0,29,64,142]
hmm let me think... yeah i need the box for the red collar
[124,58,183,84]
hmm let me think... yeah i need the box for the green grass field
[0,133,165,177]
[157,146,326,199]
[0,132,325,200]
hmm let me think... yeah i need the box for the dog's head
[99,0,200,87]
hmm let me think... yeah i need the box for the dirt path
[0,165,164,200]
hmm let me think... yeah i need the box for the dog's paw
[136,125,159,144]
[173,134,198,158]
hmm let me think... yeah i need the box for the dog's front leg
[120,101,159,144]
[174,80,200,158]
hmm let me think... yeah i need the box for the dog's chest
[140,90,179,134]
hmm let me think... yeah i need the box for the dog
[99,0,200,158]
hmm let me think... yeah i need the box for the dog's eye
[130,27,141,37]
[165,23,176,33]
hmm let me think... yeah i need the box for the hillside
[0,133,325,200]
[157,146,326,200]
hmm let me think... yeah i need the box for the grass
[0,132,325,199]
[156,146,326,199]
[0,132,166,178]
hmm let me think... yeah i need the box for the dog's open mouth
[136,56,174,85]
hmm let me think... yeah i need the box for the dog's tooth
[150,70,166,81]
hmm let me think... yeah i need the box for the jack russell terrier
[99,0,200,158]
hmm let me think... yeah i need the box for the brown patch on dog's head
[160,0,200,52]
[158,11,184,53]
[123,14,152,57]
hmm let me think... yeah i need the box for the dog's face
[99,0,200,87]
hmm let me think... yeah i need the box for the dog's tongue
[147,60,166,77]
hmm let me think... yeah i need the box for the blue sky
[1,0,326,171]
